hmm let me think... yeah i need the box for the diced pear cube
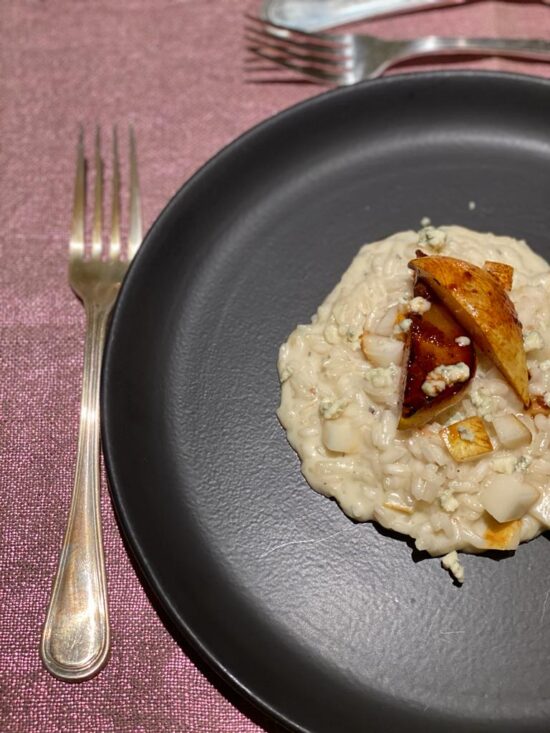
[322,418,360,454]
[441,416,493,462]
[484,515,522,550]
[361,332,404,367]
[492,414,532,450]
[480,474,539,523]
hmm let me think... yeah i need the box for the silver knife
[260,0,544,32]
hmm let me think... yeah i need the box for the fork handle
[404,36,550,63]
[40,304,110,680]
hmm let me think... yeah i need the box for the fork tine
[91,126,103,259]
[245,36,347,68]
[245,25,346,58]
[70,127,86,259]
[247,46,345,84]
[109,126,121,261]
[127,125,142,260]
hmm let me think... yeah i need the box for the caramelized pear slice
[409,255,529,406]
[399,281,476,430]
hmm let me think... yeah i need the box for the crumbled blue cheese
[440,488,459,513]
[491,454,532,474]
[468,201,476,211]
[420,216,431,227]
[409,296,431,314]
[345,325,363,342]
[457,425,475,442]
[418,226,447,252]
[455,336,471,347]
[339,324,363,350]
[319,397,349,420]
[393,317,412,335]
[365,365,397,389]
[441,551,464,584]
[540,360,550,372]
[524,330,544,353]
[421,362,470,397]
[515,455,532,472]
[491,455,517,474]
[470,388,495,420]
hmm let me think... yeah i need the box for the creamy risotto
[277,226,550,579]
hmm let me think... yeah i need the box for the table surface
[3,1,550,731]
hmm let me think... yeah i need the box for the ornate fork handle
[399,36,550,63]
[40,303,111,680]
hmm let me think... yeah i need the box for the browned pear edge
[409,256,530,407]
[397,280,477,430]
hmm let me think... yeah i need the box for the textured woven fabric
[2,1,550,731]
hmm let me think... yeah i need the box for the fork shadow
[244,76,320,86]
[243,59,320,86]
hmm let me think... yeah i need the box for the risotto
[277,226,550,580]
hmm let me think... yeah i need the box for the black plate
[102,72,550,733]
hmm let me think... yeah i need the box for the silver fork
[40,127,142,681]
[246,15,550,85]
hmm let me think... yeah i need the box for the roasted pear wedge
[409,255,529,406]
[399,281,477,430]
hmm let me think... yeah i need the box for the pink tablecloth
[2,2,550,731]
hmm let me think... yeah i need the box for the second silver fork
[246,16,550,85]
[40,127,142,681]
